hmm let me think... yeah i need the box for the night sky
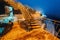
[17,0,60,20]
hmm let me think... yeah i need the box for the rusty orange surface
[0,22,59,40]
[0,0,59,40]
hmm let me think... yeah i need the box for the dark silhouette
[0,21,13,37]
[0,0,10,14]
[54,22,60,38]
